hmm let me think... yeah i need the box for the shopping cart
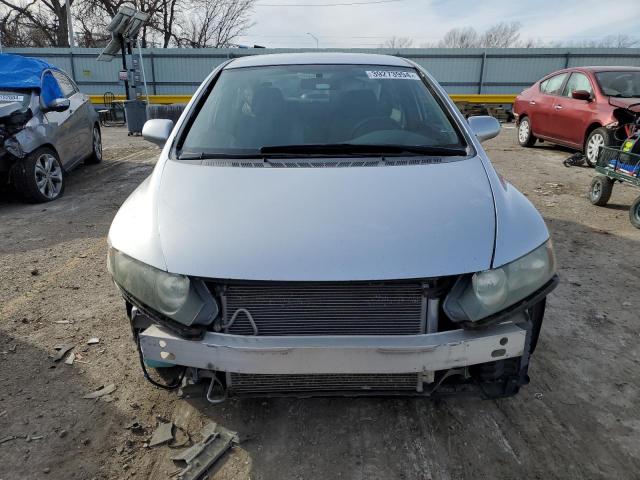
[589,146,640,228]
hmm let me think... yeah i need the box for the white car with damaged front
[107,53,557,401]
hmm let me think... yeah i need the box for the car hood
[608,97,640,111]
[153,156,497,281]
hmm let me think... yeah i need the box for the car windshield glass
[595,71,640,98]
[179,64,466,158]
[0,89,31,109]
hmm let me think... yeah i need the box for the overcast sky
[237,0,640,48]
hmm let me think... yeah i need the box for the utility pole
[65,0,75,47]
[306,32,319,49]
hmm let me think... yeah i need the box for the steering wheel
[350,116,400,139]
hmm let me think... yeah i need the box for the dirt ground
[1,125,639,480]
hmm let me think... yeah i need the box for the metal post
[119,35,130,100]
[68,50,77,83]
[127,42,137,100]
[65,0,75,47]
[150,51,157,95]
[478,52,486,94]
[137,40,150,101]
[564,52,571,69]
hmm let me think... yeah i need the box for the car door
[550,72,597,148]
[52,71,92,164]
[531,72,568,138]
[41,70,74,166]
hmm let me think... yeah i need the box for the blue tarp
[0,54,64,104]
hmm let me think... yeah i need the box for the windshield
[0,89,31,109]
[595,71,640,98]
[179,64,465,157]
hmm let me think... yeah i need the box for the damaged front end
[604,99,640,141]
[116,254,557,402]
[0,100,32,177]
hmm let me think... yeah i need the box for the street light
[306,32,319,49]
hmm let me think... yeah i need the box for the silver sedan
[108,53,558,401]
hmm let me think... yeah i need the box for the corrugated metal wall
[5,47,640,96]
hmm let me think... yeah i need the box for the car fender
[107,62,229,271]
[479,157,549,267]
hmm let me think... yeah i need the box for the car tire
[85,124,103,165]
[12,147,65,203]
[589,175,614,206]
[630,196,640,229]
[517,116,536,147]
[585,127,615,168]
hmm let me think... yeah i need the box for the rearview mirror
[142,119,174,147]
[571,90,591,101]
[467,115,501,143]
[45,97,70,112]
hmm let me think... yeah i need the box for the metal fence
[5,47,640,97]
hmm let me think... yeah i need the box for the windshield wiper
[260,144,467,157]
[177,151,261,160]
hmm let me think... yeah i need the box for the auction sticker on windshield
[0,94,25,102]
[366,71,420,80]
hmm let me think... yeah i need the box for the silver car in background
[108,53,558,401]
[0,54,101,202]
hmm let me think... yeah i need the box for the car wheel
[85,125,103,165]
[630,196,640,229]
[13,147,65,203]
[517,117,536,147]
[589,175,614,206]
[585,127,613,168]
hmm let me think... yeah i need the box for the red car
[514,66,640,166]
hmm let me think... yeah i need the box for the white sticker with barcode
[0,94,24,102]
[366,71,420,80]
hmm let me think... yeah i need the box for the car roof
[225,52,413,69]
[573,66,640,73]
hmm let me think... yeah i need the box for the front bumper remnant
[139,320,526,376]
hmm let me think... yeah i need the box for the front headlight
[444,241,556,323]
[107,247,218,326]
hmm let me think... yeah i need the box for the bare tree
[438,27,479,48]
[175,0,255,48]
[0,0,75,47]
[382,36,413,49]
[552,34,640,48]
[479,21,521,48]
[437,22,536,48]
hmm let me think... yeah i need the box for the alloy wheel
[93,127,102,161]
[34,153,63,200]
[587,133,605,165]
[518,120,530,143]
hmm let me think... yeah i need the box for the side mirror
[571,90,591,101]
[142,119,174,147]
[468,115,501,143]
[45,97,70,112]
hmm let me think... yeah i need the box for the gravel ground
[1,126,639,480]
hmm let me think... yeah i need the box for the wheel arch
[583,122,603,148]
[20,142,60,160]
